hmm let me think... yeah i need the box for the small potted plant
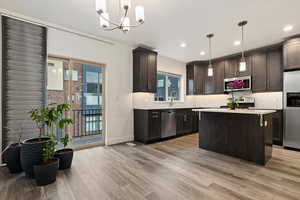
[33,134,59,186]
[2,125,24,173]
[55,134,73,170]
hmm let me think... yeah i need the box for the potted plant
[52,104,73,170]
[1,125,24,173]
[33,134,59,186]
[21,104,72,178]
[55,134,73,170]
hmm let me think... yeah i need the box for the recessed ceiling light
[234,40,241,46]
[200,51,206,56]
[283,25,293,32]
[180,43,187,48]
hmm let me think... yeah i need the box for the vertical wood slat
[2,16,47,148]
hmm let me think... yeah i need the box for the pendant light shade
[121,0,131,9]
[100,13,109,28]
[135,6,145,23]
[239,60,246,72]
[238,20,248,72]
[96,0,106,13]
[122,17,130,32]
[207,33,214,77]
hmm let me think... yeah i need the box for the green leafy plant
[227,95,244,110]
[42,134,58,163]
[60,134,70,148]
[29,104,73,138]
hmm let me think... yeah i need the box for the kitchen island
[192,109,276,165]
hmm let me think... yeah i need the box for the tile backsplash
[133,92,283,110]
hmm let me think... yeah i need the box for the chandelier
[96,0,145,33]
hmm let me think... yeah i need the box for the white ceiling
[1,0,300,62]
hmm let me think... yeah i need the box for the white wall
[47,28,133,145]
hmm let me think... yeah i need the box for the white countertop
[192,108,276,115]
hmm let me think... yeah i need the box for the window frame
[154,71,183,103]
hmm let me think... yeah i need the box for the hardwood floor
[1,134,300,200]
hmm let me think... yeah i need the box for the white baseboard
[106,135,134,146]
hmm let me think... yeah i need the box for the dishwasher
[161,110,177,138]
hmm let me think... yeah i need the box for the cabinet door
[237,56,252,77]
[273,111,283,146]
[252,53,267,92]
[186,64,195,95]
[147,53,157,93]
[214,61,225,94]
[183,110,193,134]
[224,58,238,78]
[138,52,148,92]
[176,111,185,135]
[148,111,161,141]
[195,65,205,94]
[284,38,300,70]
[204,65,215,94]
[192,111,199,132]
[267,50,283,91]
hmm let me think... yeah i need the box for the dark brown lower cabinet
[199,112,273,165]
[273,111,283,146]
[176,110,193,136]
[134,109,197,144]
[134,110,161,144]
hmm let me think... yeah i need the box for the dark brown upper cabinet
[133,47,158,93]
[252,52,267,92]
[186,62,205,95]
[224,56,251,78]
[267,49,283,91]
[283,37,300,71]
[224,58,238,78]
[214,61,225,94]
[187,43,283,95]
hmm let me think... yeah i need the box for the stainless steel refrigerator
[284,71,300,149]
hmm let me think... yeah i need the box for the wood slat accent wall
[2,16,47,148]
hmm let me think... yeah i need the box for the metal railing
[72,109,102,137]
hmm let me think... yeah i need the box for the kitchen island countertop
[192,108,276,115]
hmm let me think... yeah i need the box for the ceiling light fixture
[283,25,293,32]
[180,43,187,48]
[234,40,241,46]
[200,51,206,56]
[238,20,248,72]
[207,33,214,77]
[96,0,144,33]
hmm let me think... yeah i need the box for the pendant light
[238,20,248,72]
[207,33,214,77]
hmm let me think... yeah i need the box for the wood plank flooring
[1,134,300,200]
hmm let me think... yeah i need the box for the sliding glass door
[47,57,105,148]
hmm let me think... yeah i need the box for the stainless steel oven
[224,76,251,92]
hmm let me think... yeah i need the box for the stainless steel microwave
[224,76,251,92]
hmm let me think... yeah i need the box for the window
[47,59,64,90]
[154,72,181,102]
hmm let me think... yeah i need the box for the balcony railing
[72,109,102,137]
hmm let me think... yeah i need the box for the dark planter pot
[6,143,23,173]
[34,158,59,186]
[20,137,51,178]
[54,148,73,170]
